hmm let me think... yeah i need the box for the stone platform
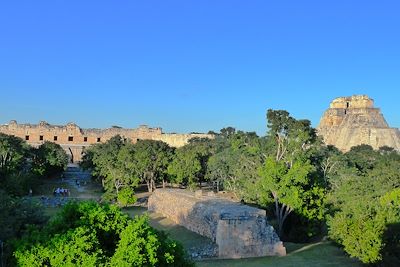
[148,189,286,259]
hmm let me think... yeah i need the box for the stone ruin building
[318,95,400,152]
[0,120,212,162]
[148,189,286,259]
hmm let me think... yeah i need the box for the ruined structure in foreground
[0,121,212,162]
[148,189,286,259]
[318,95,400,152]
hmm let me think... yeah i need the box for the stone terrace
[148,189,286,259]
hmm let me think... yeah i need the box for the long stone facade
[0,120,213,162]
[148,189,286,259]
[317,95,400,152]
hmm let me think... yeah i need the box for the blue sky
[1,1,399,135]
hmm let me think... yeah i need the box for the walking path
[63,163,92,193]
[35,164,101,207]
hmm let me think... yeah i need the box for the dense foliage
[327,146,400,264]
[80,109,400,264]
[82,136,174,203]
[14,201,193,267]
[0,133,68,196]
[0,133,68,265]
[31,141,69,177]
[81,136,140,202]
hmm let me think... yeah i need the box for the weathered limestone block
[148,189,286,259]
[318,95,400,151]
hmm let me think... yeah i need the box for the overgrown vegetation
[326,145,400,264]
[82,109,400,265]
[13,201,193,267]
[2,106,400,265]
[0,133,69,265]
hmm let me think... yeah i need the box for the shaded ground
[197,242,362,267]
[33,165,361,267]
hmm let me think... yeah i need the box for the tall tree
[258,157,315,236]
[167,146,203,190]
[206,130,263,198]
[133,140,174,192]
[266,109,316,165]
[83,135,139,201]
[31,141,68,177]
[256,110,324,237]
[0,133,29,176]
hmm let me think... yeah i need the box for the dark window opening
[25,135,29,141]
[84,137,88,142]
[97,137,101,142]
[346,102,350,108]
[39,135,44,141]
[54,136,58,141]
[68,136,74,142]
[344,110,347,115]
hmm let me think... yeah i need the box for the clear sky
[1,1,399,135]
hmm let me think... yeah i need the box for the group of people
[53,187,70,197]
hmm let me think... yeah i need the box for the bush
[117,187,137,207]
[111,216,193,267]
[14,201,193,266]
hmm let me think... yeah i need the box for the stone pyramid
[317,95,400,151]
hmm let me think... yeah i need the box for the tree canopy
[14,201,193,267]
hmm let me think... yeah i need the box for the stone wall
[0,121,213,162]
[318,95,400,151]
[329,95,374,109]
[148,189,286,259]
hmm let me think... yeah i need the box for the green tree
[206,130,264,198]
[0,190,47,266]
[86,135,128,187]
[31,141,68,177]
[167,140,211,190]
[257,157,317,236]
[110,215,193,267]
[266,109,316,163]
[117,187,137,207]
[0,133,29,176]
[327,153,400,264]
[83,136,140,201]
[345,144,379,174]
[132,140,174,192]
[14,201,191,266]
[14,226,103,267]
[255,110,325,238]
